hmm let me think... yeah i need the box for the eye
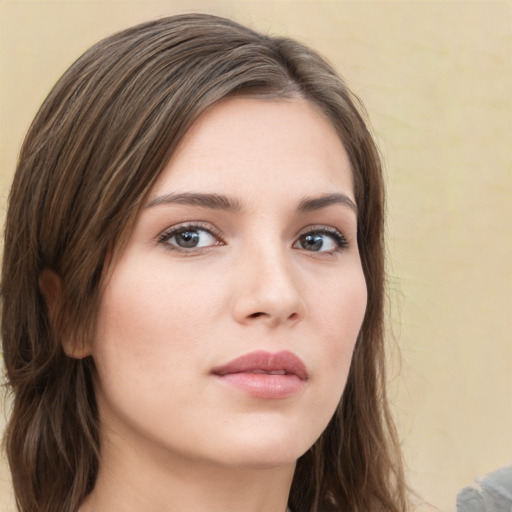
[294,227,348,253]
[158,223,223,251]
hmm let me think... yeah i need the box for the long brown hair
[2,13,407,512]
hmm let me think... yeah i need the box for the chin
[216,447,303,471]
[202,422,320,470]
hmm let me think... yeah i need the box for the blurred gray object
[456,466,512,512]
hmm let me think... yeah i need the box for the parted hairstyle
[2,13,407,512]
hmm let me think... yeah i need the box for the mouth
[211,350,308,399]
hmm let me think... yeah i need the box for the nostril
[249,312,265,318]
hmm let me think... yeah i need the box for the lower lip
[215,373,305,399]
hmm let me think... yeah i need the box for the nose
[231,245,305,327]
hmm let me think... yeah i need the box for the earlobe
[39,269,91,359]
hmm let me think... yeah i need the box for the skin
[77,97,367,512]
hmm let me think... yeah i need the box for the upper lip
[211,350,308,381]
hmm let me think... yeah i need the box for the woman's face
[90,97,367,471]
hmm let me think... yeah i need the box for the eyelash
[157,222,225,252]
[296,225,349,253]
[157,223,349,253]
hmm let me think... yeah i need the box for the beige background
[0,1,511,511]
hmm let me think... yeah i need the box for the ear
[39,269,91,359]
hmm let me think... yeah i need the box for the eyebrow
[146,192,244,212]
[297,193,358,216]
[146,191,357,216]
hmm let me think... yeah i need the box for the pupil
[177,230,199,247]
[302,234,323,251]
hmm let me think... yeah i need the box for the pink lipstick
[211,350,308,399]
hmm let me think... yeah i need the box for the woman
[2,13,408,512]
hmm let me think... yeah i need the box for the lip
[211,350,308,399]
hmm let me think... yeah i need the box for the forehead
[150,97,354,204]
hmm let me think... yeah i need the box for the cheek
[96,258,222,351]
[309,266,367,384]
[314,264,367,334]
[90,259,224,427]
